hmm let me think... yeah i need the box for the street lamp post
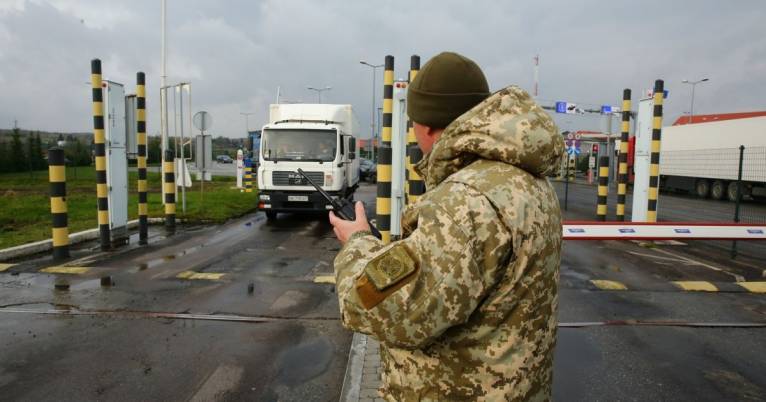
[360,60,383,161]
[306,86,332,103]
[682,78,710,124]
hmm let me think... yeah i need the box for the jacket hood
[420,85,565,188]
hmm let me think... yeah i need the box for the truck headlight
[259,194,270,201]
[325,174,333,186]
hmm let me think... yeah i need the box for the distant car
[359,158,377,183]
[216,155,233,164]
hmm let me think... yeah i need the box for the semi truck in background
[653,115,766,202]
[257,104,361,220]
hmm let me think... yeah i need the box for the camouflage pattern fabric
[334,86,565,401]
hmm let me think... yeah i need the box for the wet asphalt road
[0,196,356,401]
[1,181,765,401]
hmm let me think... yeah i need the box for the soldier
[329,51,565,401]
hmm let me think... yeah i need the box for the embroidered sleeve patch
[355,244,418,310]
[365,244,417,290]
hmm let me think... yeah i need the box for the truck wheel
[710,180,726,200]
[727,182,751,202]
[265,211,278,220]
[695,179,710,199]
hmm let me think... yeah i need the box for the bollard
[136,72,149,245]
[647,80,664,222]
[407,55,425,205]
[164,149,176,234]
[597,156,609,221]
[616,89,631,221]
[376,55,394,243]
[91,59,111,250]
[48,148,70,260]
[245,160,253,193]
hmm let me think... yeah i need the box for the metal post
[376,55,394,244]
[407,55,425,205]
[160,0,167,204]
[597,156,609,221]
[647,79,664,222]
[178,85,186,213]
[731,145,745,258]
[137,72,149,245]
[48,148,69,260]
[371,67,376,161]
[91,59,111,251]
[164,149,176,234]
[564,157,570,211]
[617,89,631,221]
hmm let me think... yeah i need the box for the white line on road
[628,249,745,282]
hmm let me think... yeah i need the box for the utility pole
[160,0,168,203]
[360,61,383,161]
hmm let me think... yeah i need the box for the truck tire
[695,179,710,199]
[727,181,752,202]
[265,211,278,221]
[710,180,726,201]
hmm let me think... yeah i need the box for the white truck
[659,116,766,201]
[257,104,361,220]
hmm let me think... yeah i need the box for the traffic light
[592,144,599,154]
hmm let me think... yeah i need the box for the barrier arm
[562,221,766,241]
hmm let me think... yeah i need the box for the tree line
[0,128,165,174]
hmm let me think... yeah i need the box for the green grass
[0,166,258,249]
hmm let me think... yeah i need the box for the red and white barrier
[563,221,766,241]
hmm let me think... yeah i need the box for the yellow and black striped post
[91,59,110,250]
[48,148,69,260]
[616,88,631,221]
[647,79,664,222]
[407,55,425,205]
[164,149,176,234]
[376,55,394,243]
[136,72,149,245]
[597,156,609,221]
[245,160,253,193]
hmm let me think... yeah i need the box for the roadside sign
[565,103,578,114]
[193,111,213,131]
[589,156,596,169]
[601,105,612,114]
[556,102,567,113]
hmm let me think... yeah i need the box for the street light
[681,78,709,124]
[306,86,332,103]
[360,60,383,160]
[240,112,255,153]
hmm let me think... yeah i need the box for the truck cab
[257,104,360,220]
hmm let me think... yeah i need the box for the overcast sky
[1,0,765,138]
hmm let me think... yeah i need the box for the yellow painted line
[313,275,336,284]
[590,280,627,291]
[0,263,15,272]
[40,266,90,275]
[736,282,766,294]
[672,281,718,292]
[176,271,225,280]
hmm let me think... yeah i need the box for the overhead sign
[601,105,622,114]
[556,101,567,114]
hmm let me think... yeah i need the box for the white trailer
[659,116,766,201]
[257,104,361,220]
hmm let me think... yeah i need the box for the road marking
[672,281,719,292]
[0,263,15,272]
[629,249,745,282]
[313,275,336,284]
[176,271,225,280]
[190,364,244,402]
[590,279,627,290]
[736,282,766,294]
[40,266,90,275]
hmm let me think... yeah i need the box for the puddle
[275,337,333,386]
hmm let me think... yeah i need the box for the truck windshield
[262,129,337,162]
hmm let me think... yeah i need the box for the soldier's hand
[328,201,371,245]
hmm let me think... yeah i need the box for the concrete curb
[0,218,166,262]
[339,332,367,402]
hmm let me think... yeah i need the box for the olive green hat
[407,52,490,129]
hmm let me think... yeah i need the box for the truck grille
[272,171,324,186]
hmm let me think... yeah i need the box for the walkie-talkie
[297,168,382,240]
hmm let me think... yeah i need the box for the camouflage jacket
[334,86,565,401]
